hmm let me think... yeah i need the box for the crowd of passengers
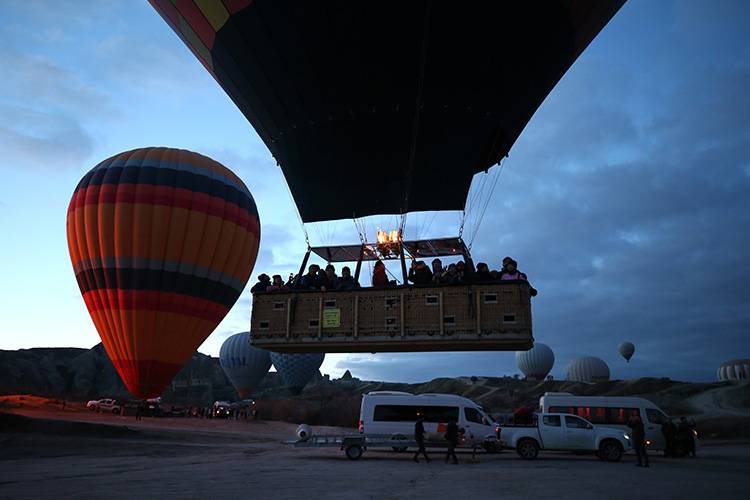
[251,256,537,296]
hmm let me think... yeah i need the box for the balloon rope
[468,158,506,249]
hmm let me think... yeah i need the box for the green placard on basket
[322,308,341,328]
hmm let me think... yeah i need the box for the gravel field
[1,405,749,500]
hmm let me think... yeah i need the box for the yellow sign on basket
[322,308,341,328]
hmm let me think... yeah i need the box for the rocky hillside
[2,346,748,435]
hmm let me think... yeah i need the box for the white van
[539,392,675,450]
[359,391,499,451]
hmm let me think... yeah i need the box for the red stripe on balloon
[82,290,229,323]
[111,358,186,399]
[68,184,260,237]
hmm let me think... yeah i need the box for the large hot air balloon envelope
[618,342,635,362]
[566,357,610,383]
[149,0,625,222]
[220,332,271,397]
[516,343,555,380]
[67,147,260,398]
[270,352,325,395]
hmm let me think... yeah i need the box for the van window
[607,407,641,424]
[645,408,668,425]
[373,405,459,423]
[464,407,484,424]
[542,415,561,427]
[565,416,590,429]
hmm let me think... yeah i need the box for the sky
[0,0,748,383]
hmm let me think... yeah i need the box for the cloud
[0,105,94,170]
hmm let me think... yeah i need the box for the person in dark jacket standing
[627,414,649,467]
[678,417,696,457]
[413,415,430,463]
[661,419,677,457]
[444,420,459,464]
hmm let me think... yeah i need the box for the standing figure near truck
[445,420,459,464]
[413,416,430,463]
[628,414,649,467]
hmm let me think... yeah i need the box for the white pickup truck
[499,413,631,461]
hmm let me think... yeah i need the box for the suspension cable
[468,157,507,249]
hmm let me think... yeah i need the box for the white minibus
[359,391,499,451]
[539,392,678,451]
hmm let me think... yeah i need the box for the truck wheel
[89,406,95,411]
[598,440,623,462]
[346,445,363,460]
[516,439,539,460]
[112,408,120,415]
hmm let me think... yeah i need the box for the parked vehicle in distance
[86,399,121,414]
[359,391,500,452]
[539,392,684,451]
[213,401,231,418]
[500,413,631,461]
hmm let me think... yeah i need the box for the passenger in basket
[408,260,433,285]
[442,263,459,285]
[297,264,321,290]
[431,258,444,284]
[266,274,289,292]
[250,274,271,293]
[335,266,359,291]
[315,268,330,290]
[499,257,538,297]
[324,264,338,289]
[473,263,493,283]
[372,260,388,289]
[455,261,467,283]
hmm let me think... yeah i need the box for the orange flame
[376,229,400,244]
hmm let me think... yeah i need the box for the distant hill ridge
[1,346,747,419]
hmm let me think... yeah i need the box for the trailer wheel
[345,445,363,460]
[516,439,539,460]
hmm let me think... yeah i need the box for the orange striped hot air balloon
[66,147,260,398]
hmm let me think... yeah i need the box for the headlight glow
[623,434,630,440]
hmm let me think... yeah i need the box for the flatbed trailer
[290,434,420,460]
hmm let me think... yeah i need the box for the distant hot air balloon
[618,342,635,362]
[67,147,260,398]
[516,343,555,380]
[566,357,610,383]
[717,359,750,381]
[220,332,271,398]
[270,352,325,395]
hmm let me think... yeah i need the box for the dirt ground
[1,400,749,500]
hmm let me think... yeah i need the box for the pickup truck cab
[500,413,631,461]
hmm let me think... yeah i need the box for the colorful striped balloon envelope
[67,147,260,398]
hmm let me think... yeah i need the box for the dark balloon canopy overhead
[150,0,625,223]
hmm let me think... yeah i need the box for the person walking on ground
[444,420,459,464]
[413,415,430,463]
[135,402,143,421]
[627,414,649,467]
